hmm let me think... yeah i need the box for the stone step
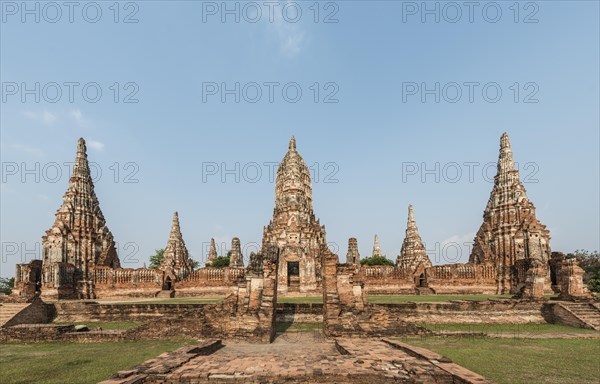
[156,290,175,298]
[561,303,600,330]
[562,304,598,309]
[0,303,30,327]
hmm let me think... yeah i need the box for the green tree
[149,249,165,269]
[360,255,395,266]
[570,250,600,293]
[148,248,199,270]
[208,251,231,268]
[0,277,15,295]
[210,256,230,268]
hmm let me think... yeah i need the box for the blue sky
[1,1,599,276]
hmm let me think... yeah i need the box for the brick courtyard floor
[101,332,492,383]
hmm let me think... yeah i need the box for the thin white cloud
[22,110,57,125]
[430,232,476,265]
[70,109,83,122]
[23,110,37,120]
[43,110,57,125]
[69,109,91,128]
[11,143,44,157]
[281,33,305,57]
[87,140,105,152]
[267,1,307,58]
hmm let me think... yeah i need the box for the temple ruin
[12,133,590,301]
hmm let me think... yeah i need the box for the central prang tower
[261,136,327,294]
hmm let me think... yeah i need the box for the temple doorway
[418,273,426,287]
[287,262,300,290]
[164,276,172,291]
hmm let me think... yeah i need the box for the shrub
[209,256,230,268]
[360,256,395,266]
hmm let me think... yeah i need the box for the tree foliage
[360,255,395,266]
[209,255,230,268]
[149,248,199,270]
[569,249,600,293]
[0,277,14,295]
[149,248,165,269]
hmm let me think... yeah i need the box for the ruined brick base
[99,337,492,384]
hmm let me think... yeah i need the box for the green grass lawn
[51,321,142,330]
[401,337,600,384]
[109,297,223,304]
[277,296,323,303]
[368,294,513,303]
[275,322,323,332]
[273,295,514,304]
[420,323,599,335]
[0,340,196,384]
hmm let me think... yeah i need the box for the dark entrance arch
[418,273,426,287]
[164,276,172,291]
[287,261,300,290]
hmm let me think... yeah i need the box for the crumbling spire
[160,211,193,278]
[169,212,182,241]
[346,237,360,264]
[372,235,382,257]
[397,205,431,270]
[207,238,218,265]
[229,237,244,267]
[470,133,551,294]
[289,135,296,150]
[42,137,120,270]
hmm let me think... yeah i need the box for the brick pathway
[101,333,492,383]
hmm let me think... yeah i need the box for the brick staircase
[156,290,175,298]
[559,302,600,330]
[415,287,435,295]
[0,303,30,328]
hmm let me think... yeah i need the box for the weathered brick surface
[98,341,223,384]
[275,303,323,323]
[52,302,218,323]
[0,324,75,342]
[0,299,50,328]
[369,300,546,325]
[99,337,492,384]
